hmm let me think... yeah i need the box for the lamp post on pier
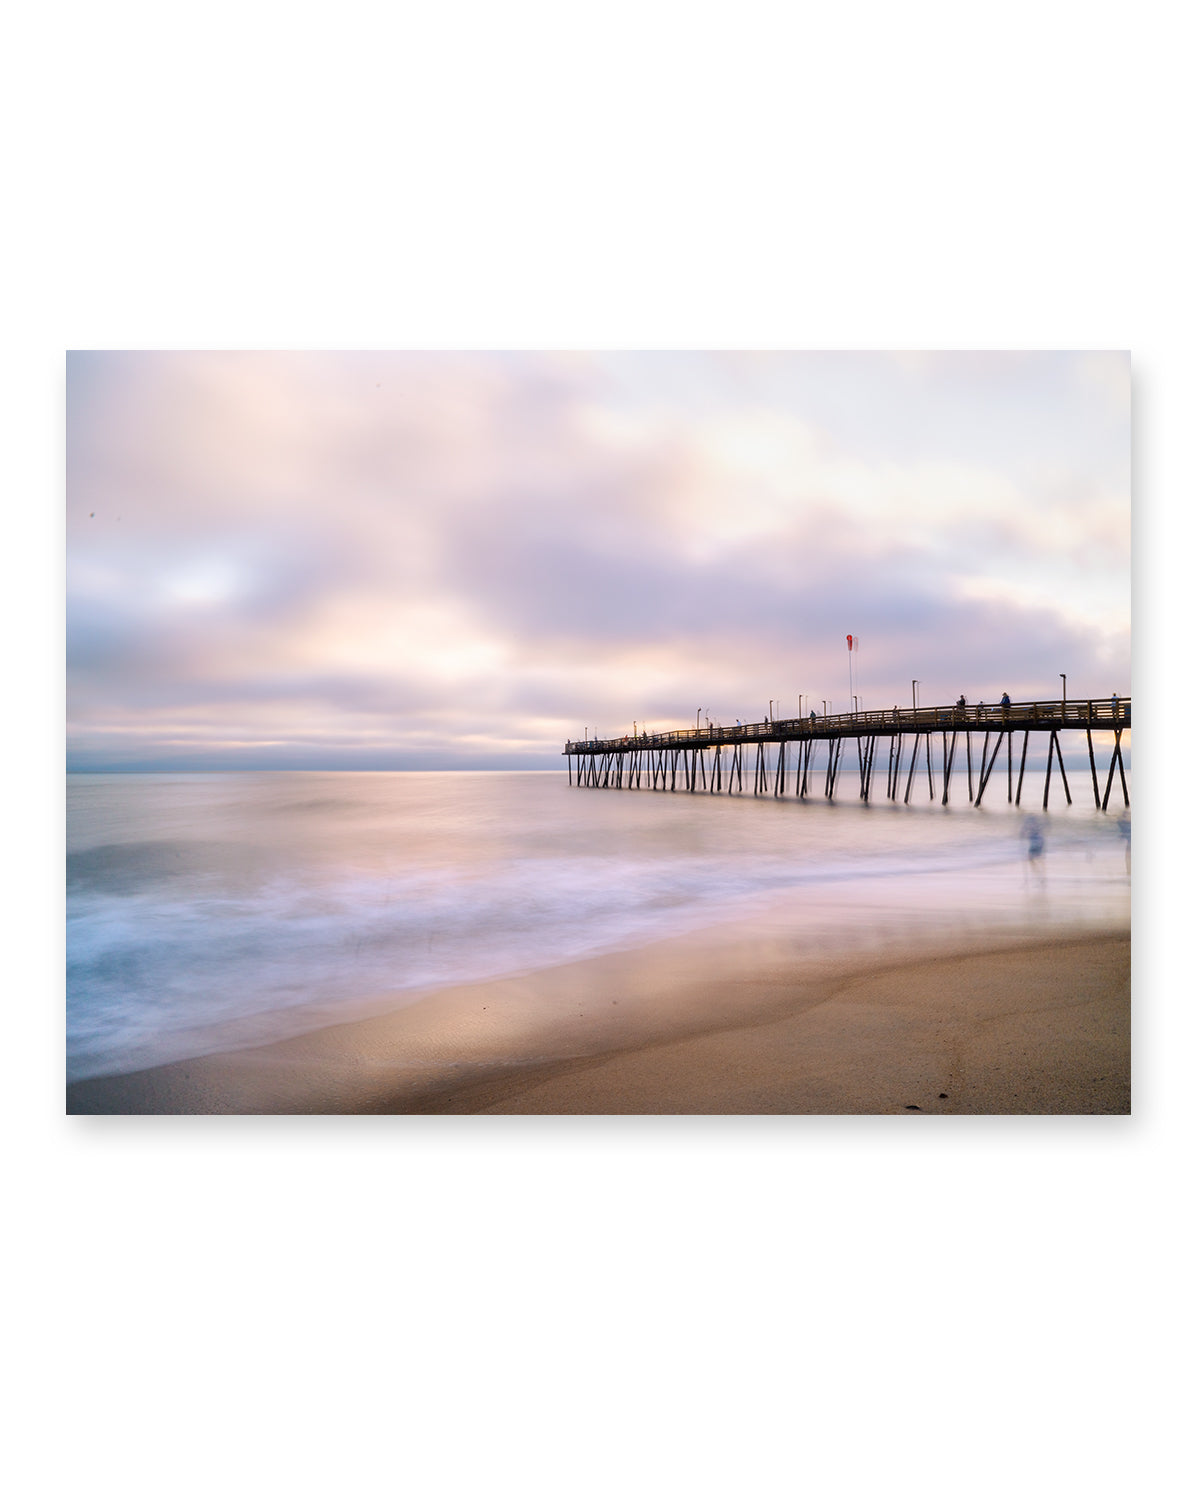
[912,680,919,711]
[1060,674,1067,715]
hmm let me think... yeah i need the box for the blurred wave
[66,770,1131,1081]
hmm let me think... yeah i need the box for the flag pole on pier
[846,634,858,712]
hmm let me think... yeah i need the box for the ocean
[66,765,1131,1083]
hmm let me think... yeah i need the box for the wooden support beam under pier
[1102,729,1129,810]
[1086,726,1100,808]
[1016,730,1029,807]
[976,730,1004,807]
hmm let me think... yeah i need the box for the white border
[10,4,1190,1495]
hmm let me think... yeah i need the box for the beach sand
[66,922,1130,1115]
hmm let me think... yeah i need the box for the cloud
[66,351,1131,768]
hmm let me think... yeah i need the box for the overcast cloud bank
[66,351,1130,771]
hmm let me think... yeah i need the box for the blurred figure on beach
[1022,815,1046,889]
[1117,814,1131,875]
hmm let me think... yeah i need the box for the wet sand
[66,922,1131,1115]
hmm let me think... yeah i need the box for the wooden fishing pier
[565,697,1131,810]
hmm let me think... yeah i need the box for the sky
[65,350,1130,771]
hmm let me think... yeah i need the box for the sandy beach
[66,920,1130,1115]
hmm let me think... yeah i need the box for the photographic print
[65,351,1131,1113]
